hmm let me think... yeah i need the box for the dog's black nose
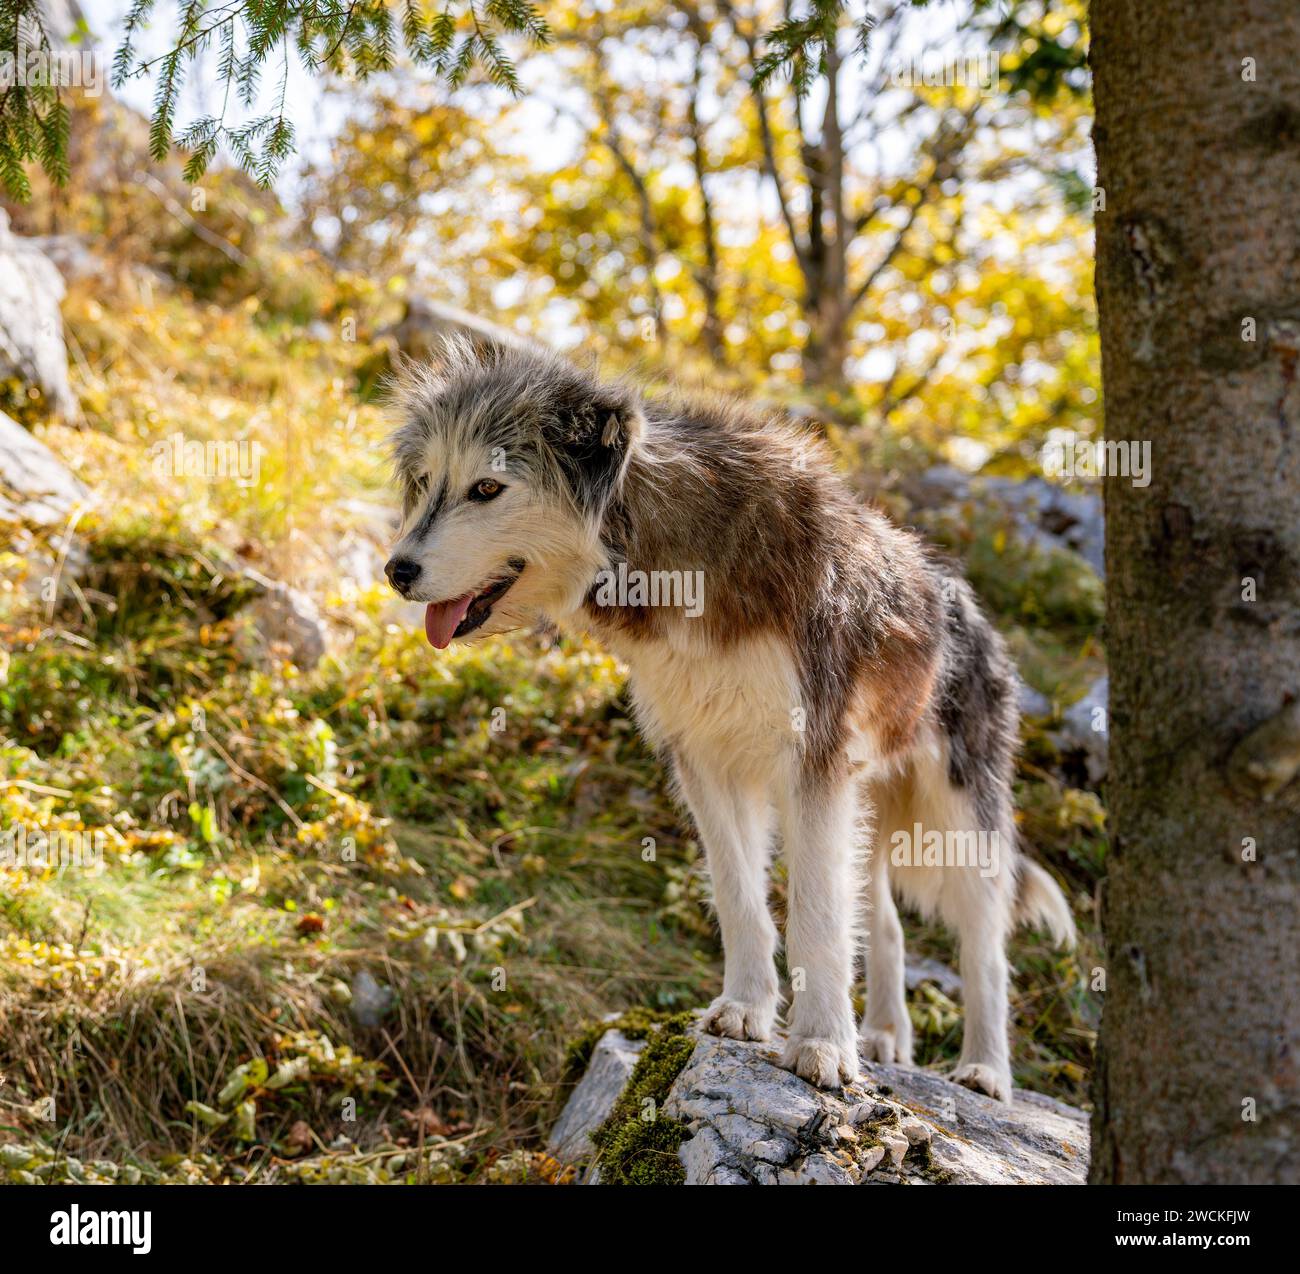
[385,557,422,591]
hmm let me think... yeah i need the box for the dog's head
[384,338,643,647]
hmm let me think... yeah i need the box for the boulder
[904,954,963,999]
[0,412,87,528]
[1057,674,1109,782]
[910,465,1104,579]
[553,1020,1088,1185]
[0,411,90,598]
[27,234,104,285]
[547,1028,647,1164]
[331,497,399,594]
[0,211,76,418]
[239,568,329,671]
[1019,682,1054,720]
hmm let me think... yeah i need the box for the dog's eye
[468,479,505,502]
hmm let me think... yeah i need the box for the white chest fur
[617,632,802,784]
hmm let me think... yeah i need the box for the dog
[383,338,1075,1101]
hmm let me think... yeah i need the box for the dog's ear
[554,391,645,516]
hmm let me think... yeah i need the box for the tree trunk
[801,299,848,391]
[1090,0,1300,1182]
[687,44,725,366]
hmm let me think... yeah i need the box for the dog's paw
[780,1034,859,1088]
[951,1062,1012,1103]
[858,1024,913,1066]
[700,996,775,1042]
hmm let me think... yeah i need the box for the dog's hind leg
[675,754,780,1042]
[948,865,1014,1102]
[859,804,913,1065]
[777,774,861,1087]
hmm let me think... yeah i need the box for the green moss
[562,1006,691,1081]
[911,1138,955,1185]
[589,1011,697,1185]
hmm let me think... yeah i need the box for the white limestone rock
[553,1019,1089,1186]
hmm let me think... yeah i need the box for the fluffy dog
[384,339,1074,1100]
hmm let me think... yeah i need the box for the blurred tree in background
[268,1,1095,460]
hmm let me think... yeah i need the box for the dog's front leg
[674,755,780,1041]
[778,774,861,1088]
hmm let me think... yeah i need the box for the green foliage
[122,0,548,185]
[0,376,52,427]
[0,286,721,1178]
[2,0,552,197]
[0,0,73,199]
[753,0,870,95]
[991,1,1090,99]
[956,522,1104,634]
[753,0,1088,102]
[2,0,1090,199]
[588,1012,696,1184]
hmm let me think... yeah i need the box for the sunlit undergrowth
[1,274,1105,1181]
[1,506,719,1180]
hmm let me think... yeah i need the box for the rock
[388,297,542,362]
[0,211,76,417]
[0,411,90,599]
[879,1128,910,1169]
[0,412,87,528]
[899,1115,932,1147]
[1057,674,1109,781]
[330,498,399,595]
[665,1033,823,1136]
[547,1028,645,1165]
[878,1059,1089,1185]
[240,568,329,670]
[682,1128,752,1185]
[910,465,1104,579]
[27,234,104,285]
[555,1021,1088,1186]
[904,955,963,999]
[778,1152,856,1186]
[348,970,394,1028]
[857,1144,886,1173]
[1019,683,1053,720]
[336,532,389,595]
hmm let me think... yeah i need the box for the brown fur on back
[582,392,950,781]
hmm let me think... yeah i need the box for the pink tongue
[424,595,473,649]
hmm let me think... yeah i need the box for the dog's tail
[1014,859,1076,949]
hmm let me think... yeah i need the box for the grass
[0,272,1107,1183]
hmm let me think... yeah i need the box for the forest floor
[0,274,1106,1184]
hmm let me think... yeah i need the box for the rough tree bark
[1090,0,1300,1182]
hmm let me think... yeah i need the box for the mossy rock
[587,1011,697,1185]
